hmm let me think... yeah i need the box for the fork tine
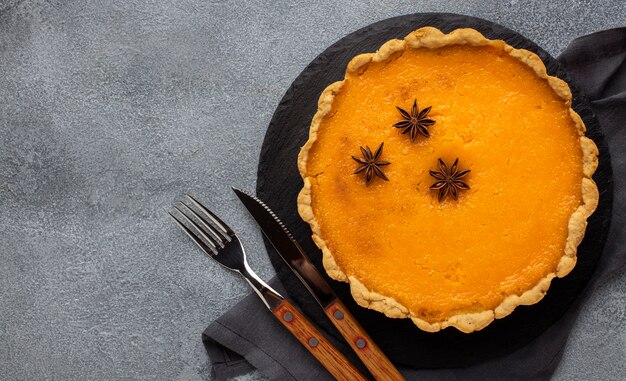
[169,211,217,256]
[176,202,228,245]
[171,206,221,248]
[173,205,223,249]
[186,194,235,237]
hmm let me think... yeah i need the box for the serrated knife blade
[232,187,405,381]
[232,187,336,307]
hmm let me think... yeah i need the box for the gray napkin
[203,28,626,381]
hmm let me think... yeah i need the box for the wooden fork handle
[273,300,368,381]
[324,300,405,381]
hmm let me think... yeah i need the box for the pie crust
[297,27,599,333]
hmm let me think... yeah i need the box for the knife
[233,187,405,381]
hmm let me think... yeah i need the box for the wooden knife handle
[273,300,368,381]
[324,299,405,381]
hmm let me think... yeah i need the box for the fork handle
[324,300,405,381]
[273,300,368,381]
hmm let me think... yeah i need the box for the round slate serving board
[256,13,613,368]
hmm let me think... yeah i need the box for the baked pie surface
[297,27,599,333]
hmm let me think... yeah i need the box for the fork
[170,195,368,381]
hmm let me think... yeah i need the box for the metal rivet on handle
[308,337,319,348]
[333,310,344,320]
[283,312,293,322]
[355,338,366,349]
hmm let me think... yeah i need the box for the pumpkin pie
[297,27,599,333]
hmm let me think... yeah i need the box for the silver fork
[169,195,367,381]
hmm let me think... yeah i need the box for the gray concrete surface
[0,1,624,380]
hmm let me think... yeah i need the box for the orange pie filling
[298,28,599,332]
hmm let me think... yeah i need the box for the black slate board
[256,13,613,369]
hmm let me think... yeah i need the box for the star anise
[393,99,435,142]
[351,142,390,186]
[429,158,471,202]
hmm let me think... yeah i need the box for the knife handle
[273,300,368,381]
[324,300,405,381]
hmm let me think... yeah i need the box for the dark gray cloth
[203,28,626,381]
